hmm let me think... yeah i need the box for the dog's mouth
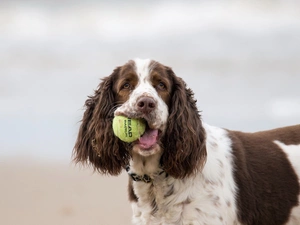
[114,111,163,153]
[135,126,160,150]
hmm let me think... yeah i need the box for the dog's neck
[128,150,164,181]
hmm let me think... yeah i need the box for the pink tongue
[138,129,158,149]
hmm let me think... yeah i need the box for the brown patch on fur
[195,207,202,214]
[114,61,139,104]
[164,184,174,198]
[213,196,221,207]
[151,198,158,215]
[149,182,159,215]
[217,159,224,168]
[182,197,191,205]
[229,125,300,225]
[149,61,173,106]
[73,65,133,175]
[226,200,231,207]
[160,66,207,179]
[175,197,192,209]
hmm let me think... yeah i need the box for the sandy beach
[1,158,131,225]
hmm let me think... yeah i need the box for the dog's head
[73,59,206,178]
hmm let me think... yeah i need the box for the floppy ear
[73,68,130,175]
[161,67,207,179]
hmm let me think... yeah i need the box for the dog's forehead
[132,58,152,79]
[131,58,167,82]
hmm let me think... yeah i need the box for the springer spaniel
[73,59,300,225]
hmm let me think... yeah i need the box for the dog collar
[126,166,165,183]
[129,173,152,183]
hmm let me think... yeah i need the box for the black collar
[126,165,166,183]
[129,173,152,183]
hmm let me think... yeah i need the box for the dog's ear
[73,67,130,175]
[161,67,207,179]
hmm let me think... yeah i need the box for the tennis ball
[112,116,146,143]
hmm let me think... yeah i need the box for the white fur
[129,124,241,225]
[274,141,300,225]
[115,58,169,131]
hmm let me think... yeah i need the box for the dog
[73,58,300,225]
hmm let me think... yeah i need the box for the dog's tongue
[138,129,158,149]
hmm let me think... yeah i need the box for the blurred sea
[0,0,299,162]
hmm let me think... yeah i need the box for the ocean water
[0,0,299,162]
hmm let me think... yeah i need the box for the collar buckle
[129,173,152,183]
[126,165,166,184]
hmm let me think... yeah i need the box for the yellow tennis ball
[112,116,146,143]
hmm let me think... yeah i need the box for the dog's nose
[137,97,156,114]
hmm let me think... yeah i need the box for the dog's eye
[123,83,131,89]
[157,82,166,90]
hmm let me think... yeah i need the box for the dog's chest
[131,175,240,225]
[129,125,241,224]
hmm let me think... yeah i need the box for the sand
[0,158,132,225]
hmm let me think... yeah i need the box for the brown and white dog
[73,59,300,225]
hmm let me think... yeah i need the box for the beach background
[1,0,300,224]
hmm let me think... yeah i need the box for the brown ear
[73,68,130,175]
[161,67,207,179]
